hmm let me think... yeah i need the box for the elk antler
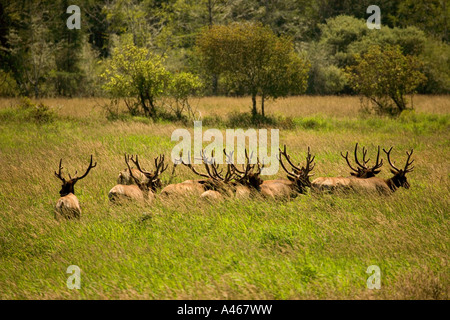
[125,153,141,185]
[54,155,96,183]
[54,158,66,182]
[279,145,303,174]
[342,143,383,177]
[72,155,97,182]
[130,154,151,176]
[180,151,210,178]
[153,154,169,179]
[304,146,315,177]
[383,147,414,173]
[129,154,168,181]
[383,147,400,172]
[278,145,315,183]
[404,150,415,173]
[226,148,257,183]
[371,146,384,174]
[354,143,370,169]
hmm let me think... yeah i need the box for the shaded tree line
[0,0,448,102]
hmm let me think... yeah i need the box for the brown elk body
[160,179,208,198]
[260,179,296,199]
[312,143,384,192]
[117,168,148,185]
[160,149,258,201]
[312,146,414,194]
[54,155,97,219]
[108,154,167,203]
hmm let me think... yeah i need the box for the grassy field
[0,95,448,299]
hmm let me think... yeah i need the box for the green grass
[0,97,448,299]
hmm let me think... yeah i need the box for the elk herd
[53,143,415,220]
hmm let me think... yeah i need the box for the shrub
[101,35,171,119]
[0,97,57,124]
[345,45,426,116]
[164,72,203,120]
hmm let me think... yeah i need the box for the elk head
[54,155,97,196]
[225,148,264,190]
[341,143,383,178]
[383,147,414,190]
[125,153,168,193]
[278,145,315,193]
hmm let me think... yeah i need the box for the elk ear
[390,168,398,175]
[350,172,357,176]
[287,176,295,182]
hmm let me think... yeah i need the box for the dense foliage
[346,45,427,115]
[195,22,309,116]
[0,0,448,107]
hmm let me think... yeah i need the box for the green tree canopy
[101,35,171,118]
[346,45,427,115]
[195,22,310,117]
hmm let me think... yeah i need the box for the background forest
[0,0,448,100]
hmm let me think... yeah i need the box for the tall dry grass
[0,95,448,299]
[1,95,448,120]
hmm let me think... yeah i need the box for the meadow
[0,95,448,299]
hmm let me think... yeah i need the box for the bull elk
[54,155,97,219]
[161,150,237,201]
[312,143,384,191]
[261,145,315,199]
[312,146,414,194]
[108,153,168,203]
[225,149,265,199]
[160,151,212,199]
[160,149,260,201]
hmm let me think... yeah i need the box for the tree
[195,22,309,117]
[397,0,449,42]
[101,35,171,118]
[1,1,57,98]
[165,72,203,120]
[345,45,426,115]
[101,34,202,120]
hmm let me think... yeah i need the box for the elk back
[108,184,145,202]
[160,180,206,198]
[55,193,81,220]
[117,168,148,185]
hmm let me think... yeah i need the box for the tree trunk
[148,96,157,119]
[392,93,406,114]
[261,94,265,118]
[34,82,39,98]
[251,94,257,117]
[207,0,213,27]
[212,74,218,95]
[139,93,149,116]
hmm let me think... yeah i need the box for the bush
[30,102,57,123]
[101,35,171,119]
[0,97,57,124]
[313,65,347,95]
[419,39,450,93]
[20,98,57,123]
[164,72,203,120]
[225,111,295,129]
[346,45,426,116]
